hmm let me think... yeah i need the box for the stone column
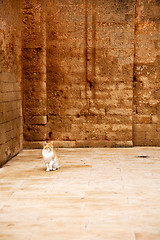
[21,0,47,146]
[133,0,160,146]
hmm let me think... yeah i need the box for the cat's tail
[57,164,62,169]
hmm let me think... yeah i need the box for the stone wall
[44,0,135,148]
[21,0,160,148]
[1,0,160,160]
[133,0,160,146]
[0,0,22,165]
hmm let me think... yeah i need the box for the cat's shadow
[40,163,92,172]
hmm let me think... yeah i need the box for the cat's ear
[51,141,53,146]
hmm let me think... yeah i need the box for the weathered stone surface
[24,124,47,141]
[22,0,47,142]
[133,0,160,146]
[1,0,160,150]
[45,0,134,146]
[0,0,22,166]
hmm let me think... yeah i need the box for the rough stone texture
[21,0,47,141]
[1,0,160,165]
[46,0,135,147]
[133,0,160,146]
[0,0,22,165]
[3,0,159,148]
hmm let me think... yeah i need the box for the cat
[42,142,60,171]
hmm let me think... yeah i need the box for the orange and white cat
[42,142,60,171]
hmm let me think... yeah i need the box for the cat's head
[43,141,53,151]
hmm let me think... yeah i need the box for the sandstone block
[152,115,160,124]
[146,131,160,140]
[0,134,5,145]
[25,116,47,125]
[134,124,157,133]
[134,115,152,124]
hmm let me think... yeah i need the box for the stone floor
[0,147,160,240]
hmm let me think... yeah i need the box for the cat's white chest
[42,149,53,162]
[42,148,60,171]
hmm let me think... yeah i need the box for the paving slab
[0,147,160,240]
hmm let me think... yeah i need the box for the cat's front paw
[46,168,50,172]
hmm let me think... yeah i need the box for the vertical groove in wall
[85,0,96,105]
[92,0,96,97]
[132,0,137,145]
[84,0,88,106]
[43,0,48,141]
